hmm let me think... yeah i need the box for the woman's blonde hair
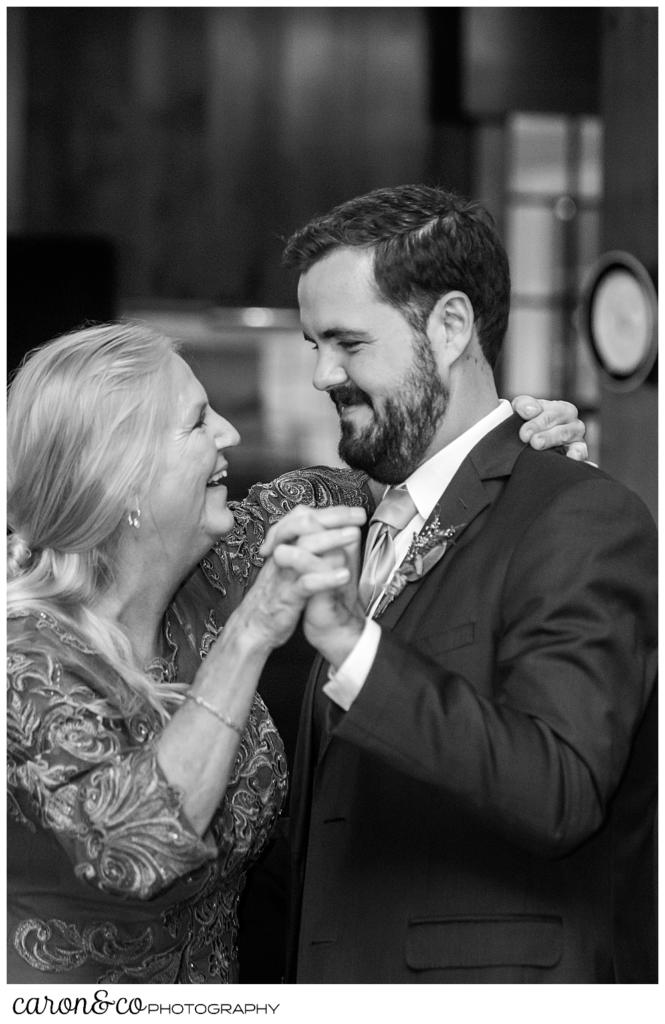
[7,322,183,720]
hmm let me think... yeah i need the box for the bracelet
[184,693,244,737]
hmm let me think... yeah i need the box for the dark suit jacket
[288,414,658,983]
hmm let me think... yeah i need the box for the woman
[7,323,371,984]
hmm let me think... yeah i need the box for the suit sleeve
[334,477,657,857]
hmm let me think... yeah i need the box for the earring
[127,504,141,529]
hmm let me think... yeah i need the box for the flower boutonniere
[375,515,466,616]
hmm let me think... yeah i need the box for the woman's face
[143,354,240,560]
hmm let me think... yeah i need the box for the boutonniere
[374,515,466,616]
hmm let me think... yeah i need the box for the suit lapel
[376,460,489,630]
[377,414,526,631]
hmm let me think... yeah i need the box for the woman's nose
[212,411,241,449]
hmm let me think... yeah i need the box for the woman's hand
[512,396,588,461]
[237,504,366,652]
[270,508,366,671]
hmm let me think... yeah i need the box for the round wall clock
[580,251,657,391]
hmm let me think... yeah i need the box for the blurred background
[7,7,657,517]
[6,6,658,982]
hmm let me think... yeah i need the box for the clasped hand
[251,505,366,655]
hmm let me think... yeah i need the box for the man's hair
[283,184,511,367]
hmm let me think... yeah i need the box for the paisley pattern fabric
[7,466,371,984]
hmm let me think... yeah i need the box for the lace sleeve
[7,648,217,901]
[192,465,373,606]
[239,465,372,524]
[212,692,288,881]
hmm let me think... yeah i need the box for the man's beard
[330,338,448,484]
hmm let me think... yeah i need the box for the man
[279,185,657,983]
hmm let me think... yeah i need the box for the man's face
[297,247,448,483]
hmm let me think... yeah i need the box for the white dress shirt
[323,399,513,711]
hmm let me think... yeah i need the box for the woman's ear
[426,290,476,370]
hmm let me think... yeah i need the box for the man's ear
[427,291,475,370]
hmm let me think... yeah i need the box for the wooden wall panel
[15,8,429,307]
[7,9,27,232]
[205,8,284,304]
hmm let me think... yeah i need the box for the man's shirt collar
[404,400,513,522]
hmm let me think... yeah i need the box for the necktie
[358,485,417,612]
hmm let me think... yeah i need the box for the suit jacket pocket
[420,621,475,658]
[406,914,563,970]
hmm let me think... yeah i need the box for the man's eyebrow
[303,328,372,342]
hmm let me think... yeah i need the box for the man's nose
[312,349,348,392]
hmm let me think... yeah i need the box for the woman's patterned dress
[7,467,370,983]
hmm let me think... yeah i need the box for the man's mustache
[328,384,372,409]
